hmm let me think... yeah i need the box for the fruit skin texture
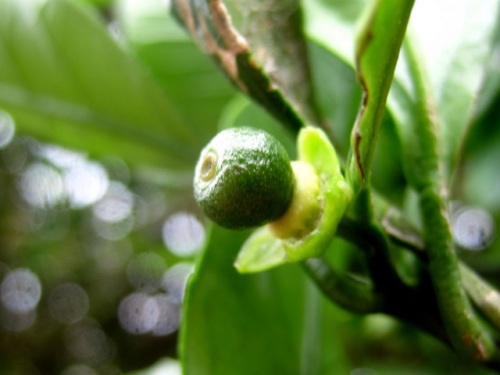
[194,127,295,229]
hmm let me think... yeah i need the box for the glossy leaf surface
[117,0,238,148]
[0,0,199,170]
[180,226,348,375]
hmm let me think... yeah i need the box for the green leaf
[387,3,500,189]
[308,42,361,156]
[303,0,366,66]
[222,0,321,126]
[180,226,349,374]
[306,0,413,190]
[305,0,500,183]
[0,0,200,170]
[170,0,311,133]
[346,0,415,192]
[406,0,500,176]
[474,25,500,118]
[387,1,500,187]
[232,226,287,273]
[385,43,440,191]
[116,0,237,146]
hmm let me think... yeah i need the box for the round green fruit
[194,127,295,229]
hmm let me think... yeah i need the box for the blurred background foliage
[0,0,499,374]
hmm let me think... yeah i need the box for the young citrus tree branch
[302,258,384,314]
[403,40,495,361]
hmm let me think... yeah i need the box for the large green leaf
[0,0,200,170]
[116,0,237,146]
[170,0,314,133]
[222,0,321,126]
[405,0,500,176]
[474,23,500,119]
[386,0,500,186]
[180,226,349,375]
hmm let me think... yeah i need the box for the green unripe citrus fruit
[194,127,295,229]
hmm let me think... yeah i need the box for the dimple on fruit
[193,127,295,229]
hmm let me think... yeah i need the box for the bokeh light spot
[92,182,136,241]
[93,216,135,241]
[1,268,42,313]
[162,262,194,303]
[452,206,495,251]
[151,295,180,336]
[49,283,89,324]
[93,181,134,223]
[64,161,109,209]
[162,212,205,257]
[118,292,159,335]
[39,144,85,169]
[0,110,15,148]
[147,358,182,375]
[19,163,65,208]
